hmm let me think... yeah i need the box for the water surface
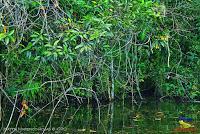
[1,100,200,133]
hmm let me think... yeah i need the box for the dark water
[1,100,200,134]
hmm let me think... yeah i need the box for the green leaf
[54,40,59,46]
[0,33,6,41]
[53,52,58,58]
[75,43,84,49]
[44,51,52,56]
[10,36,15,43]
[34,56,40,61]
[5,37,9,45]
[58,52,63,55]
[57,46,63,49]
[45,43,52,47]
[140,30,146,41]
[160,41,166,47]
[30,33,39,38]
[8,30,15,36]
[20,42,34,53]
[90,31,100,40]
[64,45,68,52]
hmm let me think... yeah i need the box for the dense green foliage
[0,0,199,102]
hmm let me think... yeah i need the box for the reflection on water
[1,100,200,133]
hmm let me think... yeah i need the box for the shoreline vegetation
[0,0,199,132]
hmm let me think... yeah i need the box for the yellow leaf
[24,104,29,110]
[179,120,194,128]
[3,25,7,33]
[155,44,160,49]
[20,110,26,117]
[160,35,169,41]
[68,18,71,23]
[21,100,29,110]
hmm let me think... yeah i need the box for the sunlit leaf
[0,33,6,41]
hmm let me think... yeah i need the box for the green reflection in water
[1,100,200,133]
